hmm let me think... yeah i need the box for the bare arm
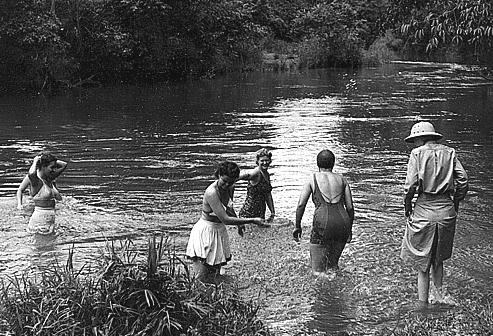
[238,168,257,181]
[344,180,355,243]
[205,186,264,226]
[344,182,354,222]
[52,160,68,179]
[28,156,40,178]
[293,178,313,241]
[266,191,275,221]
[16,175,30,209]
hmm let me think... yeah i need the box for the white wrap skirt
[186,218,231,267]
[400,193,456,271]
[28,207,56,235]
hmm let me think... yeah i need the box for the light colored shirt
[404,143,468,200]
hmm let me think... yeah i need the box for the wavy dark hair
[37,151,58,168]
[214,161,240,179]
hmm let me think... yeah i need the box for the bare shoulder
[204,182,217,196]
[250,167,261,177]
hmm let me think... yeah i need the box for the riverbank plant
[8,0,492,94]
[0,236,270,336]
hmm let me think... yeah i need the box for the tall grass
[0,235,270,336]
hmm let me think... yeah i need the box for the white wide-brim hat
[405,121,443,143]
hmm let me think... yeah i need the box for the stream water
[0,62,492,334]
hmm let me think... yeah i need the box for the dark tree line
[0,0,491,92]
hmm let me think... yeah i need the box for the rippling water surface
[0,62,492,334]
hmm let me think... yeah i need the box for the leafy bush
[362,30,402,66]
[293,2,366,68]
[0,237,270,336]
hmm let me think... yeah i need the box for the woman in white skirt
[17,151,68,234]
[186,161,267,282]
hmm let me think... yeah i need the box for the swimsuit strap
[259,169,269,183]
[204,182,233,216]
[313,173,345,204]
[32,178,54,199]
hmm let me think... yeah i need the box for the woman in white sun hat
[400,121,468,306]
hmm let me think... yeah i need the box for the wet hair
[256,148,272,163]
[214,161,240,179]
[37,151,57,168]
[317,149,335,169]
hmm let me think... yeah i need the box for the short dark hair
[214,161,240,179]
[317,149,335,169]
[38,151,57,168]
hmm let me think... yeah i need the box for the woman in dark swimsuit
[293,149,354,275]
[238,148,275,235]
[16,151,68,234]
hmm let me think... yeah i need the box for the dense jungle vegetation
[0,0,492,91]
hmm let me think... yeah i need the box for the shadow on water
[0,63,492,334]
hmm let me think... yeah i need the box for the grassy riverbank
[0,223,491,335]
[0,236,270,336]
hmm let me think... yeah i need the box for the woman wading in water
[186,161,268,283]
[401,121,468,305]
[238,148,275,235]
[17,151,68,235]
[293,149,354,276]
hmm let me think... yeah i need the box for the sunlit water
[0,62,492,334]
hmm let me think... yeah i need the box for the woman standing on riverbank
[16,151,68,234]
[293,149,354,275]
[186,161,267,282]
[401,121,468,305]
[238,148,275,236]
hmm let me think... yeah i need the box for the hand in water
[293,227,302,242]
[238,224,245,237]
[254,218,270,227]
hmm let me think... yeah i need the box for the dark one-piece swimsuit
[239,171,272,218]
[310,174,351,267]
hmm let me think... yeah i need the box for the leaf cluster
[0,237,270,336]
[388,0,493,61]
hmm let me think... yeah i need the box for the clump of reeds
[0,235,271,336]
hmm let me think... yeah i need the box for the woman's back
[314,172,346,204]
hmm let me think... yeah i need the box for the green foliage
[363,30,403,65]
[388,0,493,63]
[7,0,491,91]
[0,0,76,91]
[0,237,271,336]
[292,1,367,68]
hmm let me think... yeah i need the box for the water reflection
[0,63,492,334]
[308,276,356,333]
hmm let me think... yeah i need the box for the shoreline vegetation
[0,236,271,336]
[1,227,491,335]
[1,0,492,94]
